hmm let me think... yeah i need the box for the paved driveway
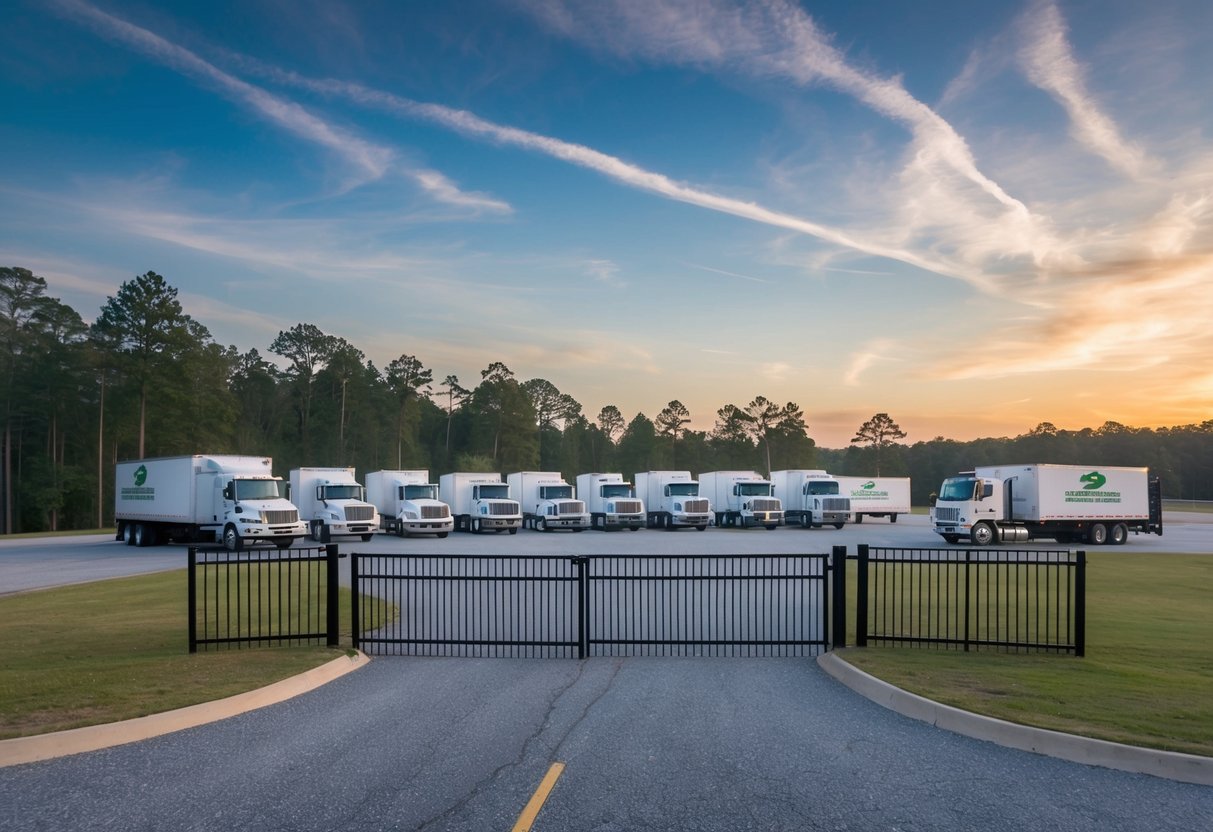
[2,657,1209,831]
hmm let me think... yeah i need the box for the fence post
[325,543,339,648]
[573,557,589,660]
[188,547,198,654]
[350,552,361,651]
[831,545,847,650]
[964,549,972,652]
[1074,550,1086,657]
[856,544,869,648]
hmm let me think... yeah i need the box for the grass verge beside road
[842,552,1213,757]
[0,570,370,740]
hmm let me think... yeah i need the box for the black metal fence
[855,545,1085,655]
[351,549,847,658]
[188,544,340,653]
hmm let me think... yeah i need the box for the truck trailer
[698,471,783,529]
[365,470,453,537]
[507,472,589,531]
[114,455,307,550]
[289,467,379,543]
[438,472,522,534]
[834,476,911,523]
[634,471,711,530]
[576,473,645,531]
[931,463,1162,545]
[771,470,849,529]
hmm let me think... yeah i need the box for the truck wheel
[890,514,898,523]
[273,537,293,549]
[696,525,707,531]
[1109,523,1128,545]
[124,524,136,546]
[970,522,996,546]
[538,518,549,532]
[223,525,243,552]
[1087,523,1108,545]
[437,532,449,539]
[942,534,960,545]
[135,524,157,547]
[832,522,845,530]
[397,524,406,538]
[361,533,373,542]
[310,520,322,542]
[629,526,640,532]
[508,527,518,535]
[855,514,864,524]
[766,525,778,530]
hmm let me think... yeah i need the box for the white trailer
[289,467,379,543]
[931,463,1163,546]
[507,472,589,531]
[438,472,522,534]
[698,471,783,529]
[114,455,307,550]
[771,470,849,529]
[834,476,911,523]
[576,473,645,531]
[365,470,453,538]
[634,471,710,530]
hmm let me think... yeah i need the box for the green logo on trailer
[134,465,148,487]
[1080,471,1107,490]
[862,481,876,489]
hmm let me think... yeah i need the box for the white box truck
[365,470,453,538]
[834,476,911,523]
[771,470,849,529]
[439,472,522,534]
[634,471,710,530]
[114,455,307,550]
[290,467,379,543]
[930,463,1163,546]
[576,473,645,531]
[507,471,589,531]
[699,471,783,529]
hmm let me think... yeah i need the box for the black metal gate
[351,549,845,658]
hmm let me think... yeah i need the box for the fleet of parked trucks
[439,472,522,534]
[365,470,454,538]
[634,471,711,530]
[930,463,1162,545]
[289,467,379,543]
[699,471,783,529]
[835,476,911,523]
[114,455,307,550]
[771,470,849,529]
[507,471,590,531]
[576,473,645,530]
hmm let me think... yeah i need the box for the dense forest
[3,266,1210,533]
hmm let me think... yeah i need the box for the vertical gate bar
[856,544,869,648]
[577,557,589,660]
[831,545,846,650]
[350,552,361,651]
[963,550,972,652]
[188,548,198,653]
[1075,551,1086,657]
[325,544,339,647]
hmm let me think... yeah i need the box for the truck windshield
[322,485,364,501]
[939,478,978,502]
[736,483,772,497]
[666,483,697,497]
[805,481,839,496]
[476,484,509,499]
[403,485,438,501]
[601,484,633,498]
[235,479,283,500]
[540,485,573,499]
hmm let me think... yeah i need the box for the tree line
[3,267,1210,533]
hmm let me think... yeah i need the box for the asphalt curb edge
[817,652,1213,787]
[0,651,370,768]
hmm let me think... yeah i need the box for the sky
[3,0,1212,448]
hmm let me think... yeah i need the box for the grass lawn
[0,570,376,740]
[841,552,1213,757]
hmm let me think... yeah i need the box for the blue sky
[3,0,1211,447]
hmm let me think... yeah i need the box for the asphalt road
[2,658,1210,831]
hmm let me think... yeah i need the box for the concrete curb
[0,651,370,768]
[817,652,1213,787]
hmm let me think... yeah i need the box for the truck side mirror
[222,484,233,501]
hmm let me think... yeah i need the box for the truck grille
[421,504,450,519]
[487,501,518,517]
[751,499,780,513]
[344,505,375,522]
[684,498,709,513]
[557,500,586,515]
[614,500,643,514]
[823,497,850,512]
[935,507,960,523]
[264,509,299,525]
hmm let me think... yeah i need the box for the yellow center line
[511,762,566,832]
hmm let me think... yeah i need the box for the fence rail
[855,545,1085,655]
[351,550,845,659]
[188,544,339,653]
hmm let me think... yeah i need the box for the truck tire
[1087,523,1108,545]
[970,522,996,546]
[696,524,707,531]
[471,518,481,534]
[124,524,136,546]
[437,531,449,539]
[361,533,373,542]
[223,524,243,552]
[766,525,778,530]
[942,534,960,544]
[273,537,293,549]
[134,523,156,547]
[310,520,323,542]
[832,522,845,530]
[890,514,898,523]
[1110,523,1128,545]
[508,527,518,535]
[855,514,864,524]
